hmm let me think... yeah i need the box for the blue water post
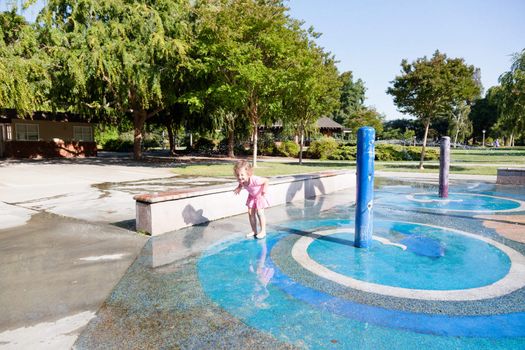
[439,136,450,198]
[355,127,375,248]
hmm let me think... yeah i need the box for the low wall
[497,168,525,185]
[135,170,355,236]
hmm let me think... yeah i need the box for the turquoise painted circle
[197,230,525,349]
[377,192,522,211]
[307,221,511,290]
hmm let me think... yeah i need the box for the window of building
[15,124,39,141]
[73,126,93,142]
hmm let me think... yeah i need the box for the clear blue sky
[5,0,524,120]
[286,0,525,120]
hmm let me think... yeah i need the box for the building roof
[316,117,343,130]
[263,117,344,130]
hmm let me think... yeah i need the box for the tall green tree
[194,0,294,166]
[332,71,366,126]
[469,92,499,143]
[387,50,480,169]
[39,0,192,159]
[282,22,341,164]
[345,107,384,136]
[496,49,525,146]
[0,9,50,113]
[449,101,472,147]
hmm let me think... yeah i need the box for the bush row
[308,138,439,161]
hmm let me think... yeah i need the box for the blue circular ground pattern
[198,220,525,349]
[377,192,523,212]
[307,221,510,290]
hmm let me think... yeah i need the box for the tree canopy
[495,49,525,146]
[0,9,50,114]
[387,50,481,168]
[332,71,366,126]
[38,0,192,159]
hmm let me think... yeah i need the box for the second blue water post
[354,126,375,248]
[439,136,450,198]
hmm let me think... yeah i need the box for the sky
[4,0,524,120]
[286,0,525,120]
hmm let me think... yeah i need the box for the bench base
[135,170,356,236]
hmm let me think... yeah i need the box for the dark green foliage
[307,137,339,160]
[306,142,438,161]
[257,132,276,156]
[102,139,133,152]
[375,144,438,161]
[191,137,216,154]
[275,141,300,157]
[328,145,356,160]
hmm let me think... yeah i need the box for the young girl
[233,160,270,239]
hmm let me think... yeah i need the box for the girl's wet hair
[234,160,253,175]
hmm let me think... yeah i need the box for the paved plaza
[2,153,524,350]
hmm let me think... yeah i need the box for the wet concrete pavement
[0,153,503,349]
[0,153,234,349]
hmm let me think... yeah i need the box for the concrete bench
[135,170,355,236]
[497,168,525,185]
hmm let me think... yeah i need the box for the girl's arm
[261,177,269,196]
[234,183,243,194]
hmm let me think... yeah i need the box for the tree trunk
[227,128,235,158]
[252,123,258,167]
[133,109,147,160]
[166,123,177,156]
[453,127,460,148]
[298,126,304,165]
[418,119,431,170]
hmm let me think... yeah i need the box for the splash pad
[197,130,525,349]
[75,130,525,350]
[197,185,525,349]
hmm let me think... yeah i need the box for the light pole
[482,129,486,147]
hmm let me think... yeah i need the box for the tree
[281,22,341,164]
[332,71,366,126]
[495,49,525,146]
[449,101,471,147]
[345,107,384,136]
[194,0,292,166]
[0,9,50,113]
[387,51,481,169]
[469,92,499,143]
[39,0,192,159]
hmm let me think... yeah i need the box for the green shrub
[328,145,356,160]
[102,139,134,152]
[94,125,120,148]
[275,141,300,157]
[191,137,216,153]
[375,144,405,161]
[143,137,162,150]
[408,146,439,160]
[307,137,339,159]
[257,132,275,156]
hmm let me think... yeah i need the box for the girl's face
[236,168,250,185]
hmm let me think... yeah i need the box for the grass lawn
[171,161,354,178]
[375,163,499,175]
[170,147,524,178]
[450,147,525,163]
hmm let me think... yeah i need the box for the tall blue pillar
[355,127,375,248]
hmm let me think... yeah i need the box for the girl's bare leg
[246,208,258,238]
[256,209,266,238]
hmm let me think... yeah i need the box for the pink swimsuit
[244,175,270,209]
